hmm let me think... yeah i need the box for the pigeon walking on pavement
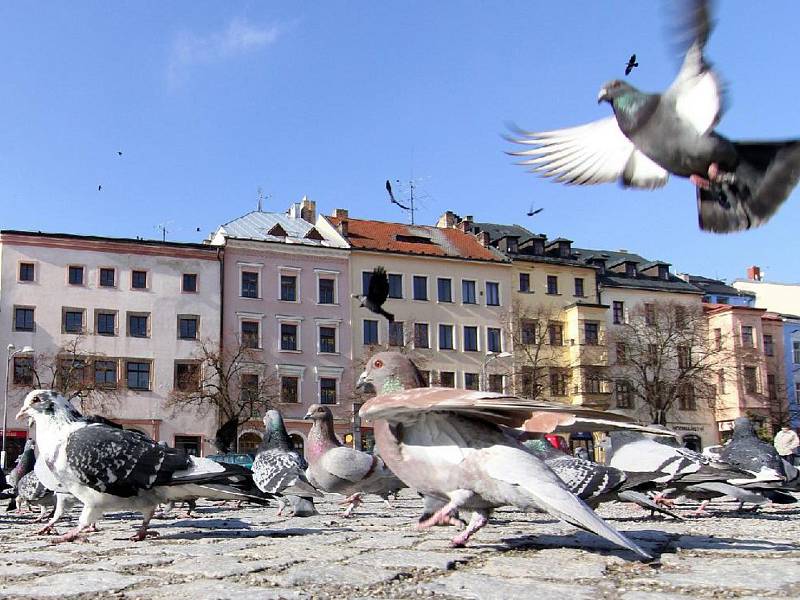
[356,352,652,559]
[509,0,800,232]
[304,403,405,517]
[16,390,275,542]
[354,266,394,322]
[252,409,321,517]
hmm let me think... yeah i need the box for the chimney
[299,196,316,223]
[332,208,349,219]
[476,231,490,247]
[436,211,459,228]
[458,216,474,233]
[747,265,762,281]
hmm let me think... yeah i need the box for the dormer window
[558,241,571,258]
[533,240,545,255]
[658,264,669,280]
[625,262,637,277]
[591,259,606,274]
[507,238,518,254]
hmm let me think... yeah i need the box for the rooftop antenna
[257,187,265,212]
[386,179,420,225]
[155,220,173,242]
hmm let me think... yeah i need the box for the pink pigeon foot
[450,512,489,547]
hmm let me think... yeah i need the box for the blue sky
[1,2,798,283]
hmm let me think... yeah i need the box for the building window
[463,326,479,352]
[174,436,201,456]
[241,271,259,298]
[363,319,378,345]
[585,372,602,394]
[128,313,149,338]
[94,360,117,388]
[718,369,726,394]
[715,328,723,351]
[413,276,428,301]
[437,278,452,303]
[389,321,404,347]
[318,278,335,304]
[743,366,759,394]
[439,371,455,388]
[19,262,34,282]
[644,303,656,326]
[519,273,530,293]
[613,301,624,324]
[462,280,476,304]
[63,309,84,334]
[646,344,658,365]
[677,345,692,369]
[520,366,541,397]
[464,372,479,390]
[794,340,800,363]
[487,328,502,353]
[615,380,633,409]
[414,323,429,349]
[68,265,84,285]
[486,282,500,306]
[741,326,754,348]
[574,278,584,297]
[616,342,627,364]
[131,270,147,290]
[281,323,298,351]
[767,373,777,402]
[488,374,504,393]
[178,316,199,340]
[319,326,337,353]
[175,362,201,391]
[678,384,697,410]
[546,275,558,295]
[675,305,687,328]
[126,361,151,390]
[281,376,299,403]
[99,268,115,287]
[521,320,537,345]
[548,322,563,346]
[763,334,774,357]
[550,370,568,396]
[388,274,403,299]
[58,358,87,388]
[361,270,373,295]
[439,324,454,350]
[240,373,259,407]
[584,322,599,345]
[182,273,197,293]
[13,356,33,385]
[14,307,34,332]
[280,275,297,301]
[626,263,637,277]
[241,320,260,349]
[320,378,337,405]
[96,311,116,336]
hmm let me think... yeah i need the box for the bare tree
[607,300,733,426]
[166,338,279,453]
[25,336,120,413]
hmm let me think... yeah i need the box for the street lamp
[481,351,512,392]
[2,343,34,470]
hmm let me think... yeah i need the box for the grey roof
[217,211,328,246]
[466,222,591,268]
[682,274,756,298]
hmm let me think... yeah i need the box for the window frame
[13,306,35,332]
[99,267,116,288]
[174,361,202,392]
[574,277,585,298]
[126,312,150,338]
[363,319,379,345]
[388,321,405,347]
[126,360,152,391]
[519,272,531,293]
[94,359,118,389]
[62,307,86,334]
[18,262,35,283]
[413,322,430,349]
[487,327,502,353]
[317,323,338,354]
[387,273,403,299]
[182,273,198,293]
[178,315,199,340]
[461,279,477,305]
[279,269,300,302]
[130,269,148,291]
[463,325,479,352]
[95,309,117,337]
[546,275,558,295]
[315,269,338,305]
[485,281,500,306]
[438,323,455,351]
[67,265,85,286]
[412,275,428,301]
[437,277,453,303]
[278,319,301,352]
[238,262,263,299]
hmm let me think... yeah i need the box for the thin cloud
[168,18,281,88]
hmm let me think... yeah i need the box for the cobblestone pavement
[2,490,800,599]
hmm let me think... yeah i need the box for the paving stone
[475,550,618,581]
[0,571,149,598]
[347,549,470,570]
[673,534,800,553]
[621,593,695,600]
[0,563,47,577]
[70,555,176,571]
[652,557,800,591]
[125,580,308,599]
[15,550,85,565]
[155,556,274,578]
[421,572,594,599]
[267,563,398,588]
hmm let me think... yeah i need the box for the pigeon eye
[374,359,383,368]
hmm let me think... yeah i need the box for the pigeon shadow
[151,517,353,541]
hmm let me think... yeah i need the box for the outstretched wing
[65,424,190,497]
[367,266,390,305]
[508,117,669,189]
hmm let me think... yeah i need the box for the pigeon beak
[597,87,609,103]
[355,371,376,394]
[303,411,312,420]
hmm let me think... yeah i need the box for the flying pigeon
[355,266,394,323]
[625,54,639,76]
[356,352,651,558]
[303,403,405,517]
[509,0,800,232]
[16,390,274,542]
[526,204,543,217]
[97,185,102,192]
[252,409,321,517]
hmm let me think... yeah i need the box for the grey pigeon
[16,470,81,532]
[355,266,394,323]
[509,0,800,233]
[17,390,274,542]
[357,352,652,559]
[252,409,321,517]
[304,403,404,516]
[6,439,36,492]
[718,417,787,481]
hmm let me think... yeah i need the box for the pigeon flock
[509,0,800,232]
[3,353,798,563]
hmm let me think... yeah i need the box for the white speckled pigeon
[252,409,321,517]
[304,403,404,516]
[357,352,652,559]
[17,390,275,542]
[509,0,800,232]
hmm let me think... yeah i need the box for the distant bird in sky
[385,179,411,210]
[526,204,543,217]
[508,0,800,233]
[355,265,394,322]
[117,151,123,156]
[625,54,639,76]
[97,185,102,192]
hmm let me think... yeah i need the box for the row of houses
[2,197,797,466]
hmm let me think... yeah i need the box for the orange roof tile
[327,216,508,263]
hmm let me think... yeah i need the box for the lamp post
[481,351,512,391]
[2,343,34,470]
